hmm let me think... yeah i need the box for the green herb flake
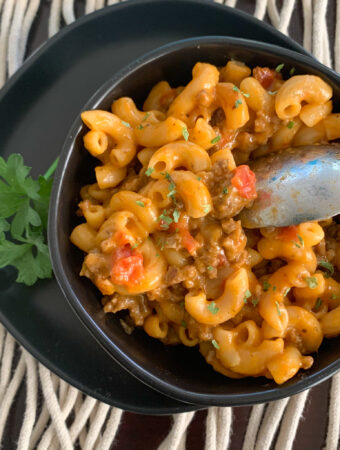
[207,301,219,314]
[234,98,242,109]
[291,239,301,248]
[121,121,131,128]
[289,67,296,76]
[222,187,229,195]
[283,287,291,297]
[313,297,323,312]
[207,266,214,271]
[145,167,154,176]
[158,211,173,229]
[211,135,221,145]
[275,63,284,72]
[203,204,211,214]
[287,121,295,129]
[252,298,259,307]
[298,235,304,247]
[268,90,278,95]
[242,92,250,98]
[181,320,187,328]
[273,285,277,292]
[263,280,271,291]
[136,200,145,207]
[243,289,251,303]
[142,112,150,122]
[306,276,318,289]
[137,124,144,130]
[131,243,139,249]
[182,126,189,141]
[318,260,334,278]
[155,253,160,257]
[232,86,240,92]
[331,294,339,299]
[275,301,281,316]
[173,209,180,223]
[197,176,202,181]
[212,339,220,350]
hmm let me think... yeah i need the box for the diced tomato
[113,231,132,247]
[231,165,257,199]
[278,226,298,241]
[111,246,144,286]
[181,230,199,255]
[253,67,278,89]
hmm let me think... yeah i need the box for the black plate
[0,0,311,414]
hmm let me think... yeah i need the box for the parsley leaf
[318,260,334,278]
[212,339,220,350]
[145,167,154,176]
[268,90,278,95]
[203,204,211,214]
[182,126,189,141]
[142,113,150,121]
[222,187,229,195]
[283,287,291,297]
[211,135,221,145]
[121,121,131,128]
[136,200,145,207]
[207,301,219,314]
[289,67,296,76]
[243,289,251,303]
[173,210,180,223]
[234,99,242,108]
[313,297,323,312]
[207,265,214,271]
[0,154,58,285]
[275,301,281,316]
[275,63,284,72]
[287,121,295,129]
[306,276,318,289]
[263,280,271,291]
[252,298,259,307]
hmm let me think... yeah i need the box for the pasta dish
[70,59,340,384]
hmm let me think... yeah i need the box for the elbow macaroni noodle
[71,60,340,384]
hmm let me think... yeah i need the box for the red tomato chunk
[231,165,257,199]
[253,66,278,89]
[278,225,298,241]
[111,246,144,286]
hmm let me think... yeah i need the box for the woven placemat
[0,1,340,449]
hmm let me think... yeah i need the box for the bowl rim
[49,35,340,406]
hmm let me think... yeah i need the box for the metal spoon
[239,143,340,228]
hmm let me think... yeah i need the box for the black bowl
[49,36,340,406]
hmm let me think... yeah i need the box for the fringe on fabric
[0,0,340,449]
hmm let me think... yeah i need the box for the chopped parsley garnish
[298,235,304,247]
[275,63,284,72]
[197,176,201,181]
[131,242,139,249]
[203,204,211,214]
[287,121,295,129]
[207,266,214,271]
[207,301,219,314]
[275,301,281,316]
[136,200,145,207]
[252,298,259,307]
[167,188,177,198]
[232,85,249,97]
[263,280,271,291]
[273,285,277,292]
[173,209,180,223]
[137,124,144,130]
[289,67,296,76]
[155,253,160,257]
[283,287,291,297]
[211,135,221,145]
[212,339,220,349]
[145,167,154,176]
[268,90,278,95]
[182,126,189,141]
[291,239,301,248]
[243,289,252,303]
[234,98,242,108]
[331,293,339,299]
[157,238,166,250]
[222,187,229,195]
[306,276,318,289]
[158,211,173,229]
[142,112,150,121]
[232,86,239,92]
[318,260,334,278]
[313,297,323,312]
[181,320,187,328]
[121,121,131,128]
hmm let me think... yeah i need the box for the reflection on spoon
[239,144,340,228]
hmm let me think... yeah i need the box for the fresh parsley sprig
[0,154,59,286]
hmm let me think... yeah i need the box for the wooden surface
[2,1,337,449]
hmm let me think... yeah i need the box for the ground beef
[103,294,152,326]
